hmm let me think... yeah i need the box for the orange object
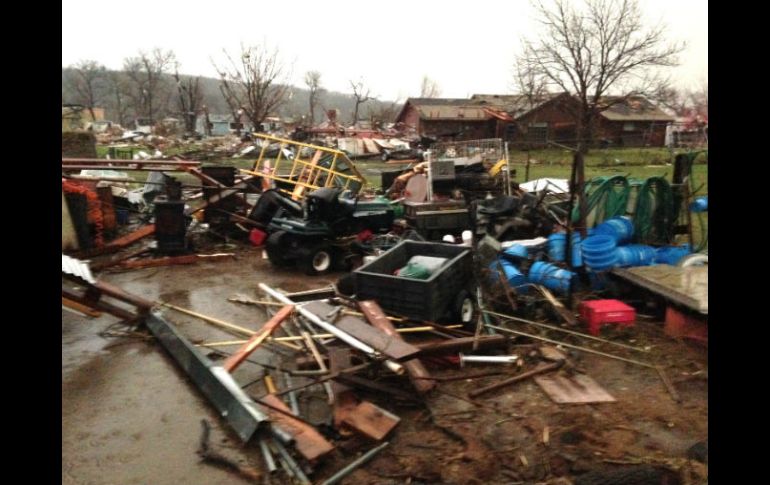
[664,306,707,345]
[223,305,294,372]
[62,180,104,247]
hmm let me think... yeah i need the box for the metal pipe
[270,437,311,485]
[484,324,655,368]
[258,438,277,474]
[320,441,390,485]
[483,310,648,353]
[283,373,301,415]
[459,354,518,367]
[259,284,404,375]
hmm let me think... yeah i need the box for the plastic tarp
[519,178,570,194]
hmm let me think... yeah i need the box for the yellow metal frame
[240,133,366,200]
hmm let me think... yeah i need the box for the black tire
[299,244,335,275]
[452,290,477,328]
[265,231,294,267]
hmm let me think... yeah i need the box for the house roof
[415,105,491,120]
[598,96,674,122]
[471,93,568,119]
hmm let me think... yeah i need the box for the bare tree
[349,79,373,124]
[213,44,291,132]
[106,71,130,126]
[173,70,203,133]
[123,48,177,125]
[65,60,106,121]
[304,70,323,125]
[512,55,548,105]
[367,98,403,129]
[520,0,684,152]
[419,76,442,98]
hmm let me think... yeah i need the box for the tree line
[62,46,412,134]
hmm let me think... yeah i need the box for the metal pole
[482,310,648,353]
[484,324,655,368]
[320,441,390,485]
[259,284,404,375]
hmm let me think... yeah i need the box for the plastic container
[579,299,636,335]
[655,244,692,265]
[548,233,582,267]
[489,258,528,292]
[592,216,634,244]
[503,244,529,260]
[528,261,575,293]
[615,244,657,267]
[689,196,708,213]
[548,233,567,261]
[354,241,472,322]
[581,235,618,270]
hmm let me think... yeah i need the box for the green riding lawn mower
[262,187,396,275]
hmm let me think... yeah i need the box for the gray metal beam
[145,311,269,442]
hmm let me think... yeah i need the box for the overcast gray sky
[62,0,707,101]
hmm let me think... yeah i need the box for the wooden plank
[223,305,294,373]
[107,224,156,249]
[257,394,334,461]
[62,296,102,317]
[116,253,235,270]
[536,285,578,326]
[534,373,616,404]
[304,301,420,361]
[328,347,356,429]
[358,300,435,394]
[341,401,400,441]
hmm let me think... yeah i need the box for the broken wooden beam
[223,305,294,373]
[115,253,235,270]
[358,300,435,394]
[340,401,400,441]
[257,394,335,462]
[468,360,565,398]
[416,335,508,356]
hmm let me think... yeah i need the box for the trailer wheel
[300,244,334,275]
[453,290,477,327]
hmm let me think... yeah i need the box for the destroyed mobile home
[62,135,708,484]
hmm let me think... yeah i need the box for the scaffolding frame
[240,133,366,200]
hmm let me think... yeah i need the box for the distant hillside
[62,68,401,128]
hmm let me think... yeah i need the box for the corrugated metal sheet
[62,254,96,284]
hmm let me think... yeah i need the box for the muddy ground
[62,243,707,484]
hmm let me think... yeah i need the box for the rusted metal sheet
[257,394,335,462]
[358,300,434,394]
[328,347,356,429]
[305,301,420,361]
[340,401,400,441]
[223,305,294,373]
[534,373,616,404]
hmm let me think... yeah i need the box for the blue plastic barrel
[503,244,529,261]
[489,258,528,292]
[548,234,566,262]
[690,196,708,213]
[528,261,575,293]
[570,233,583,267]
[615,244,656,267]
[582,235,618,270]
[592,216,634,244]
[655,244,692,265]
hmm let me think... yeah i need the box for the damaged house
[396,94,673,147]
